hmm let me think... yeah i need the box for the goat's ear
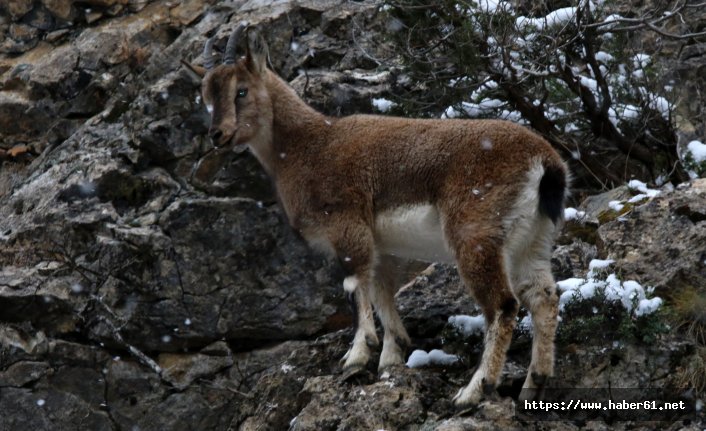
[180,59,206,82]
[245,29,268,75]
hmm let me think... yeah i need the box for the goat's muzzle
[208,125,236,148]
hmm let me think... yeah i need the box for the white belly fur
[374,204,454,263]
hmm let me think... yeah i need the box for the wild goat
[184,24,568,409]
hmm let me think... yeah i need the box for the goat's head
[186,23,271,149]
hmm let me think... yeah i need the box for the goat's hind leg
[506,215,560,400]
[451,230,519,410]
[514,259,559,399]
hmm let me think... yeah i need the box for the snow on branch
[586,0,706,39]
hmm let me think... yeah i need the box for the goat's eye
[237,88,248,98]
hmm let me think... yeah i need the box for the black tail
[538,164,566,224]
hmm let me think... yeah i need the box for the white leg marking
[343,275,358,293]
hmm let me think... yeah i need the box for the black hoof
[482,382,496,397]
[519,387,545,402]
[341,364,368,382]
[531,372,548,387]
[454,402,479,417]
[530,372,548,400]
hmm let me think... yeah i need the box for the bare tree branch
[587,0,706,39]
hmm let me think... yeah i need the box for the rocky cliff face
[1,0,704,430]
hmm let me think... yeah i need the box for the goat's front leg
[370,256,426,371]
[331,222,379,376]
[340,275,378,376]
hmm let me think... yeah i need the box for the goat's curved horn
[223,22,248,65]
[203,37,215,70]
